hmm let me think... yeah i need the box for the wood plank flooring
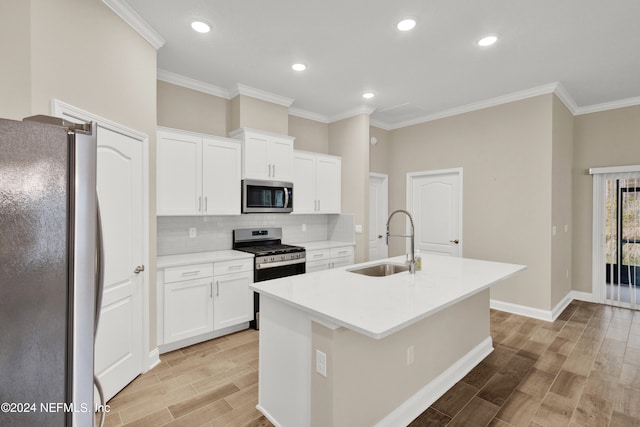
[104,301,640,426]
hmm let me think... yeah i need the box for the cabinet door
[157,131,202,215]
[306,260,331,273]
[293,153,316,213]
[243,135,269,179]
[316,156,341,213]
[164,278,213,344]
[269,137,293,180]
[213,271,253,330]
[202,137,241,215]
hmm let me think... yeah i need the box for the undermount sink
[347,262,410,277]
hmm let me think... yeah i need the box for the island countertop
[250,254,526,339]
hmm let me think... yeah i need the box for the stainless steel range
[233,228,306,329]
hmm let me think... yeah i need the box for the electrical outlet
[189,227,197,238]
[407,345,415,366]
[355,224,363,233]
[316,349,327,377]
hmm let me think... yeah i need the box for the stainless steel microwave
[242,179,293,213]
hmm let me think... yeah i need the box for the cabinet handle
[227,264,243,270]
[318,199,320,211]
[216,280,219,297]
[313,254,324,258]
[198,196,202,212]
[268,164,272,177]
[210,282,213,298]
[181,270,200,276]
[205,196,208,212]
[338,250,348,255]
[273,164,276,177]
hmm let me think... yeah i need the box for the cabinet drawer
[307,249,331,261]
[214,258,253,276]
[164,263,213,283]
[331,246,354,258]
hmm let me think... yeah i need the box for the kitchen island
[250,254,525,427]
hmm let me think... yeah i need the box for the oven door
[242,179,293,213]
[251,261,305,329]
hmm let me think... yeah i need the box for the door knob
[449,240,459,244]
[134,265,145,274]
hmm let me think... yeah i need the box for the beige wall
[388,95,554,310]
[157,81,228,137]
[312,290,490,426]
[551,97,574,307]
[0,1,31,120]
[572,105,640,293]
[288,115,329,153]
[329,115,370,262]
[230,94,288,134]
[2,0,159,349]
[369,126,391,175]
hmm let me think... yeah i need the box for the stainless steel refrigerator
[0,115,103,426]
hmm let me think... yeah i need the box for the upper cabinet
[230,128,294,181]
[293,151,341,214]
[157,128,241,216]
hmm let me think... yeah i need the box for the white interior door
[369,173,389,261]
[95,126,144,401]
[408,169,462,257]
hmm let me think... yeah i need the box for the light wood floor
[105,301,640,426]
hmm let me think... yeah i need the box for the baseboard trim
[145,347,161,373]
[374,337,493,427]
[491,290,597,322]
[256,404,282,427]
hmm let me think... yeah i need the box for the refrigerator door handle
[95,195,105,333]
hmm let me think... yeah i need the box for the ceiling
[124,0,640,129]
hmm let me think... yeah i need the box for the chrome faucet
[385,209,416,274]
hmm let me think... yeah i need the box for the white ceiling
[123,0,640,129]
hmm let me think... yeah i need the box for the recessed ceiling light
[362,92,375,100]
[477,35,498,47]
[191,21,211,33]
[291,63,307,71]
[397,19,416,32]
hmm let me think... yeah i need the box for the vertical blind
[604,172,640,308]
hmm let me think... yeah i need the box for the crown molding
[157,69,230,99]
[386,83,563,130]
[230,83,294,107]
[552,82,578,115]
[368,118,393,131]
[101,0,165,49]
[328,106,376,123]
[288,108,330,123]
[575,95,640,116]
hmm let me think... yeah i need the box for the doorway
[591,168,640,309]
[407,168,463,257]
[53,100,150,401]
[369,173,388,261]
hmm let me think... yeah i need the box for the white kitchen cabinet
[293,151,341,214]
[157,128,241,216]
[230,128,294,181]
[163,263,214,344]
[306,245,354,272]
[213,259,254,330]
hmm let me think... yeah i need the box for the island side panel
[311,289,492,427]
[258,295,312,426]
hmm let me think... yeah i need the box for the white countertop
[251,254,526,339]
[157,250,254,269]
[297,240,355,251]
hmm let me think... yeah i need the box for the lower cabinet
[163,263,214,344]
[306,245,355,273]
[161,258,253,348]
[213,260,254,330]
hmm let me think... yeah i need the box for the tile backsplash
[157,214,355,256]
